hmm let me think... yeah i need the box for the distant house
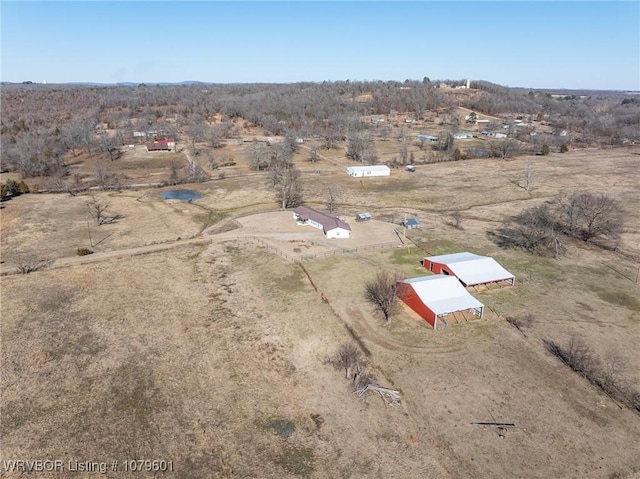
[453,132,475,139]
[145,139,175,152]
[403,218,420,229]
[422,252,515,288]
[293,206,351,239]
[417,133,439,142]
[482,131,507,139]
[346,165,391,178]
[397,275,484,328]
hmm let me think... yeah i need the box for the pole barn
[422,252,515,288]
[397,275,484,329]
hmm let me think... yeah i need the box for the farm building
[397,275,484,329]
[422,252,515,288]
[346,165,391,178]
[146,139,175,151]
[402,218,420,229]
[453,132,475,139]
[355,212,372,222]
[481,131,508,139]
[416,134,439,142]
[292,206,351,239]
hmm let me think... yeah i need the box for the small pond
[162,189,203,201]
[266,419,295,438]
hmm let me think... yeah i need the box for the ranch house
[292,206,351,239]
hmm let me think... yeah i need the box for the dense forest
[2,79,639,180]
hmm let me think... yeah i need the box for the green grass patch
[275,446,315,476]
[195,210,228,229]
[596,290,640,312]
[272,267,306,294]
[390,247,426,273]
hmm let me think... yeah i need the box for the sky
[1,1,639,90]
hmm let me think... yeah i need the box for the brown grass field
[1,144,639,478]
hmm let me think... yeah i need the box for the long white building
[346,165,391,178]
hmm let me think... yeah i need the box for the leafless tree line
[489,190,625,257]
[2,80,638,182]
[544,336,640,413]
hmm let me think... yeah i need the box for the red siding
[397,282,437,328]
[423,260,454,278]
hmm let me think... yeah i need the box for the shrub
[17,180,30,194]
[5,179,19,196]
[559,144,569,153]
[76,247,94,256]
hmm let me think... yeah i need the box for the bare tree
[364,270,404,323]
[168,160,181,185]
[97,131,120,161]
[346,132,378,164]
[87,196,119,225]
[574,192,624,242]
[191,161,209,183]
[94,165,121,191]
[438,132,454,153]
[246,141,270,171]
[491,138,518,159]
[326,343,367,379]
[326,183,342,213]
[269,158,303,209]
[554,191,624,242]
[186,120,207,154]
[444,211,463,229]
[208,122,232,148]
[62,121,87,157]
[489,204,564,258]
[12,253,51,274]
[519,161,535,192]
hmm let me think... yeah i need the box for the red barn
[422,252,515,288]
[397,275,484,329]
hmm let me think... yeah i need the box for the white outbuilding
[346,165,391,178]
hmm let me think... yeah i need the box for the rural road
[0,237,212,276]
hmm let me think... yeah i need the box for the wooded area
[1,80,638,188]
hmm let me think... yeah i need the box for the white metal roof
[401,275,483,315]
[425,252,515,286]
